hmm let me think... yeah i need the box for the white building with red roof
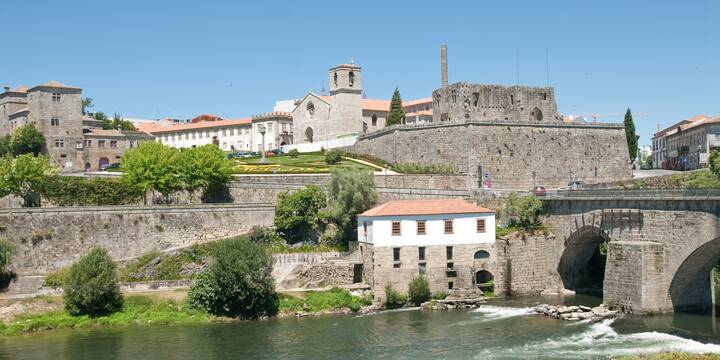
[356,199,496,300]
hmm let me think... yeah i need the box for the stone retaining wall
[0,204,274,275]
[495,233,561,296]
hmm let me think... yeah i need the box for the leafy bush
[44,267,70,287]
[121,142,181,197]
[288,149,300,158]
[408,276,431,306]
[384,284,407,309]
[40,176,143,206]
[274,185,327,244]
[392,163,460,174]
[177,144,235,191]
[432,291,448,300]
[686,169,720,189]
[501,193,544,229]
[324,149,343,165]
[0,238,15,272]
[248,226,281,245]
[188,238,278,319]
[63,247,124,317]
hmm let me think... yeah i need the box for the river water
[1,296,720,360]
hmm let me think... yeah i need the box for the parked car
[532,186,546,196]
[101,163,121,171]
[567,180,585,190]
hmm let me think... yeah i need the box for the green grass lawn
[235,153,374,174]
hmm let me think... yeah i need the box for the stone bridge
[541,189,720,313]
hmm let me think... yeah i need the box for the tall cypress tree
[624,108,638,163]
[386,88,405,127]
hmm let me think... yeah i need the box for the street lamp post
[259,125,267,164]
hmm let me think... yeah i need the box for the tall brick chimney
[441,44,448,88]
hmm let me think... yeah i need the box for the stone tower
[327,63,364,138]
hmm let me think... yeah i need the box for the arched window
[306,102,315,117]
[333,72,338,86]
[305,127,314,143]
[529,107,543,121]
[349,71,355,87]
[474,250,490,260]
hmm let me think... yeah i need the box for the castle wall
[349,120,631,190]
[432,83,561,123]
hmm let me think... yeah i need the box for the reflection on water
[1,296,719,360]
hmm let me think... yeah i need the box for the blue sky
[1,0,717,144]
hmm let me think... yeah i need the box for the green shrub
[432,291,448,300]
[0,238,15,272]
[324,149,343,165]
[44,267,70,287]
[501,193,544,229]
[63,247,123,317]
[278,287,371,313]
[288,149,300,158]
[325,168,378,244]
[188,238,278,319]
[248,226,281,245]
[384,284,407,309]
[408,276,431,306]
[40,176,143,206]
[274,185,327,244]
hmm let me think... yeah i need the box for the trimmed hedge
[40,176,143,206]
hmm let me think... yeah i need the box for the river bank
[0,287,374,336]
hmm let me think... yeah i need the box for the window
[416,220,426,235]
[222,129,227,136]
[84,139,92,147]
[418,247,426,261]
[444,219,453,234]
[391,221,401,236]
[393,247,401,268]
[419,263,426,275]
[349,71,355,86]
[363,222,368,239]
[477,219,486,233]
[474,250,490,260]
[51,117,59,126]
[54,138,64,148]
[372,114,377,126]
[446,246,453,260]
[110,140,117,148]
[448,282,454,289]
[52,93,61,102]
[98,140,106,147]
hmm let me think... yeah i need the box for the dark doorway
[353,264,363,283]
[558,229,608,296]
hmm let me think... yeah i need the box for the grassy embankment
[0,287,371,336]
[603,169,720,190]
[234,152,373,174]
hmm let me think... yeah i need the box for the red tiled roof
[191,114,223,123]
[318,96,432,113]
[406,110,433,117]
[142,118,252,134]
[360,199,494,217]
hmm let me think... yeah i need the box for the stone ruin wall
[432,83,561,123]
[349,121,631,190]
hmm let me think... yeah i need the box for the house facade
[652,114,720,170]
[0,81,153,172]
[356,199,496,300]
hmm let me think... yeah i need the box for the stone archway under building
[669,237,720,313]
[98,157,110,170]
[558,226,609,296]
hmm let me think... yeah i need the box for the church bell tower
[327,62,364,137]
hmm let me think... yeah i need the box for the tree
[0,154,56,207]
[177,144,235,192]
[188,238,278,319]
[385,88,405,127]
[11,124,45,156]
[710,150,720,178]
[0,135,11,157]
[120,142,180,199]
[624,108,638,163]
[82,97,94,115]
[324,149,343,165]
[408,276,431,306]
[326,168,378,243]
[274,185,327,244]
[63,247,124,317]
[100,112,136,131]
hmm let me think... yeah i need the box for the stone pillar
[603,241,669,313]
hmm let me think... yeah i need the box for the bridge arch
[669,237,720,313]
[558,225,610,295]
